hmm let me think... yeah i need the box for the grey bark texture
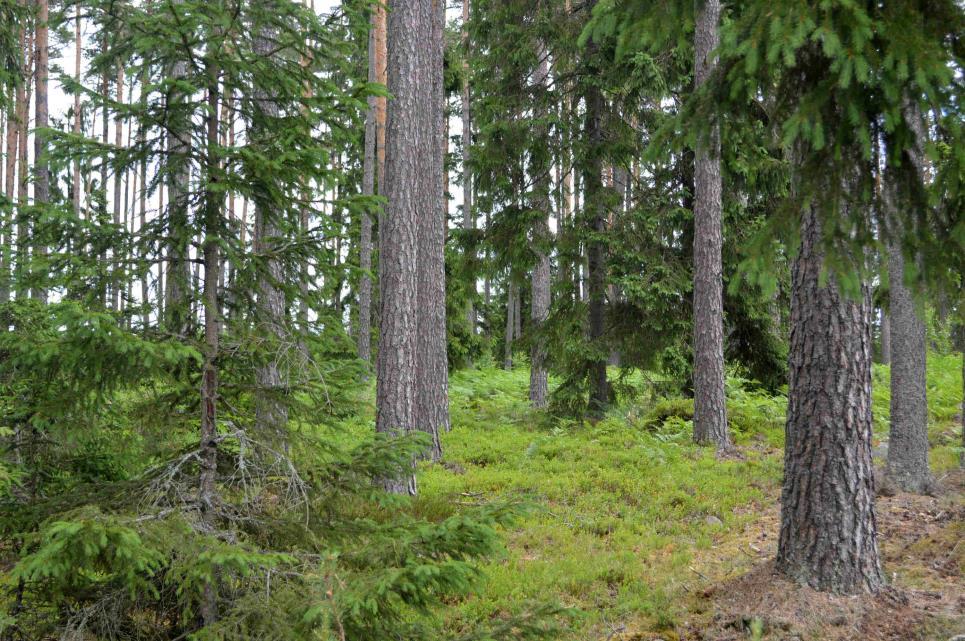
[884,238,931,493]
[880,310,891,364]
[692,0,729,449]
[883,100,932,494]
[414,0,448,460]
[777,206,883,595]
[32,0,48,303]
[358,1,387,368]
[165,49,192,335]
[252,19,290,450]
[198,76,222,628]
[504,281,516,370]
[377,0,441,492]
[529,40,551,409]
[462,0,475,333]
[583,18,609,418]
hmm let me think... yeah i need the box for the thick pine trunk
[777,207,883,594]
[529,40,551,409]
[1,55,18,303]
[358,0,387,368]
[377,0,440,492]
[692,0,729,449]
[413,0,448,459]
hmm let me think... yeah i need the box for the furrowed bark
[692,0,729,450]
[777,206,883,594]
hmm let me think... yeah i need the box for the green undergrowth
[366,352,961,638]
[872,352,964,473]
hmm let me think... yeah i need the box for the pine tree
[691,0,729,450]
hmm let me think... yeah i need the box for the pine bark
[883,101,932,494]
[30,0,47,303]
[583,21,609,417]
[529,40,551,409]
[504,281,516,370]
[197,73,222,628]
[16,24,32,301]
[165,48,192,333]
[1,56,18,303]
[462,0,475,333]
[112,64,125,310]
[777,206,883,594]
[414,0,448,459]
[72,3,81,216]
[692,0,729,449]
[880,311,891,364]
[358,0,386,368]
[884,237,931,493]
[377,0,441,491]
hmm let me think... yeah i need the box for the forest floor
[337,353,964,641]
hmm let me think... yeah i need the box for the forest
[0,0,962,639]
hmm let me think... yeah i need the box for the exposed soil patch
[675,470,964,641]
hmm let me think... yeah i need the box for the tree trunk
[1,54,19,303]
[692,0,729,449]
[884,237,931,493]
[31,0,48,303]
[72,2,81,217]
[197,74,222,629]
[252,20,290,450]
[165,46,192,334]
[377,0,440,492]
[504,281,515,370]
[359,0,387,369]
[583,17,609,417]
[529,40,551,409]
[777,206,883,594]
[883,100,932,494]
[414,0,448,459]
[112,63,124,311]
[462,0,475,333]
[15,23,32,302]
[880,310,891,364]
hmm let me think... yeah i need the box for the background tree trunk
[462,0,475,334]
[112,63,124,311]
[253,19,290,450]
[884,237,931,493]
[883,100,932,494]
[583,25,609,418]
[16,23,32,302]
[504,281,515,370]
[692,0,729,449]
[72,2,81,216]
[165,48,192,333]
[358,0,387,369]
[32,0,48,303]
[777,206,883,595]
[529,40,551,409]
[880,311,891,364]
